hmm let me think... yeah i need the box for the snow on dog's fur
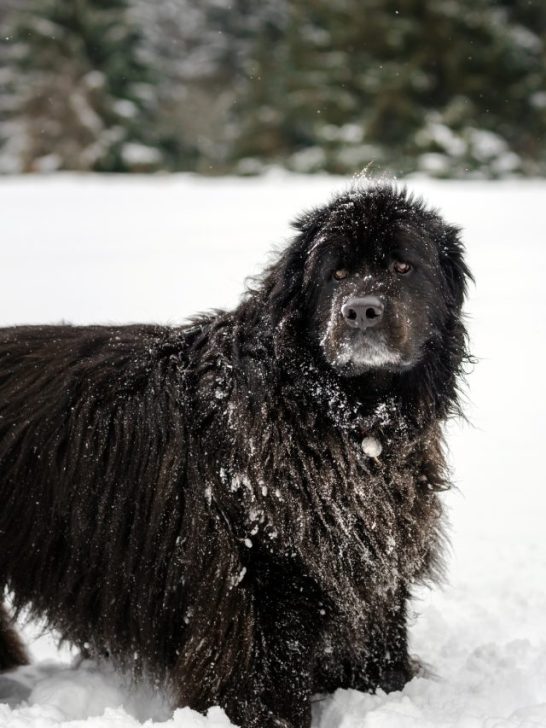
[0,183,471,728]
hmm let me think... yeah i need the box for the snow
[1,173,545,727]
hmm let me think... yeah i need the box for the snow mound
[0,660,232,727]
[316,642,546,727]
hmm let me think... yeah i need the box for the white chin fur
[330,336,403,369]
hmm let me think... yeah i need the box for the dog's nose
[341,296,384,330]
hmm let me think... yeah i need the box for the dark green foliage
[1,0,164,172]
[1,0,544,176]
[233,0,546,176]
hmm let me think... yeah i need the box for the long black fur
[0,183,471,727]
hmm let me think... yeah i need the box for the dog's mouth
[320,327,415,374]
[336,331,403,367]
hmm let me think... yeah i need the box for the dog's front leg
[347,587,415,695]
[223,606,315,727]
[170,556,316,728]
[220,564,322,728]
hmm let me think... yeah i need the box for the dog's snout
[341,296,384,330]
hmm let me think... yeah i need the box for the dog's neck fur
[233,298,462,436]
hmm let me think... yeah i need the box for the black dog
[0,184,471,727]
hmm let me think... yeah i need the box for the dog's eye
[391,260,412,275]
[333,269,349,281]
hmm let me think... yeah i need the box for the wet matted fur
[0,183,471,727]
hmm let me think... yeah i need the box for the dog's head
[267,184,471,378]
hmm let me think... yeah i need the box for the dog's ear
[268,206,329,338]
[425,222,473,419]
[265,206,330,361]
[438,224,473,311]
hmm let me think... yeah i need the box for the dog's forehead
[327,191,424,232]
[321,193,436,262]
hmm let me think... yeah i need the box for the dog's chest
[221,407,440,590]
[203,363,442,592]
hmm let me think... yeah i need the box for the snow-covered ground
[0,174,545,728]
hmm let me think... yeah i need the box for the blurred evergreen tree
[0,0,544,176]
[1,0,164,172]
[132,0,222,172]
[133,0,288,173]
[232,0,546,177]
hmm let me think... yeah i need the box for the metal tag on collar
[361,435,382,458]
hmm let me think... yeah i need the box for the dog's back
[0,324,191,669]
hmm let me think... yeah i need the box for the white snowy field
[0,173,545,728]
